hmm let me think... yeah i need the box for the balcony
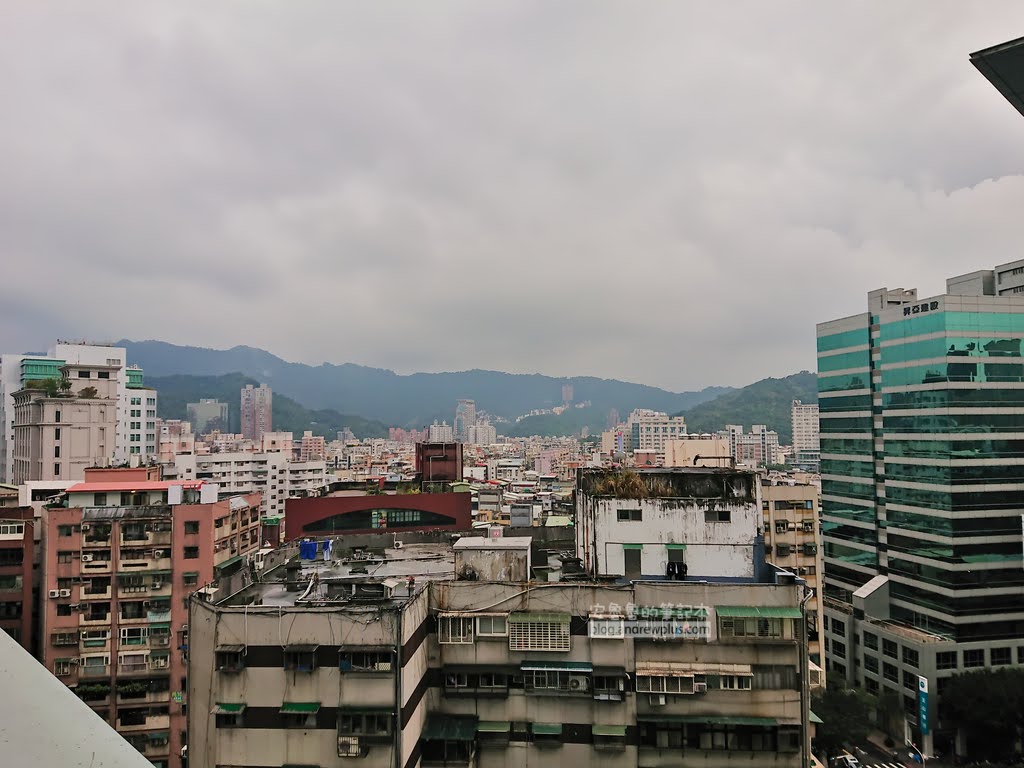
[80,557,112,574]
[118,661,152,677]
[79,612,111,627]
[80,664,110,679]
[82,585,112,600]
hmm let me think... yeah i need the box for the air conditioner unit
[338,736,365,758]
[568,675,591,692]
[693,682,708,693]
[142,600,152,608]
[153,550,167,559]
[59,589,72,598]
[151,657,168,669]
[151,582,163,590]
[81,554,94,562]
[48,589,60,599]
[81,524,91,532]
[649,694,667,706]
[70,658,81,665]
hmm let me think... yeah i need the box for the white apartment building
[428,420,454,443]
[167,451,329,517]
[628,409,688,452]
[0,344,156,482]
[464,422,497,446]
[791,400,819,452]
[719,425,780,468]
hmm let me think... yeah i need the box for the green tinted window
[818,327,870,353]
[820,416,873,434]
[886,486,1022,512]
[824,541,877,568]
[820,438,873,456]
[820,498,874,524]
[819,394,872,412]
[819,350,871,373]
[822,479,874,501]
[884,389,1024,410]
[886,462,1024,485]
[821,458,874,478]
[886,437,1024,460]
[818,373,870,393]
[879,313,945,341]
[822,523,878,547]
[884,412,1024,434]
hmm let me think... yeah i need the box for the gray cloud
[2,2,1024,391]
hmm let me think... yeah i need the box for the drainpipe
[799,585,814,768]
[394,603,403,768]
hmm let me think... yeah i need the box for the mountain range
[120,340,730,428]
[124,340,816,442]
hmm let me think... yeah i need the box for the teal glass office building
[818,269,1024,645]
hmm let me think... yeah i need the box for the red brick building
[0,506,34,652]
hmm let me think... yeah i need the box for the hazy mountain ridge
[121,340,732,428]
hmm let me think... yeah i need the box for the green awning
[641,715,777,726]
[521,661,592,672]
[280,702,320,714]
[666,543,688,550]
[622,544,643,551]
[477,721,511,734]
[422,714,478,741]
[149,622,170,630]
[716,605,802,619]
[593,725,627,737]
[509,612,569,624]
[147,732,169,740]
[531,723,563,736]
[145,569,173,576]
[215,555,244,571]
[212,703,246,714]
[810,711,823,725]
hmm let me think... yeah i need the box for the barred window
[508,613,570,652]
[438,615,475,644]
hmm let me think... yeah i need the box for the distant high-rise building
[606,408,620,430]
[628,409,688,452]
[186,398,229,434]
[453,399,476,441]
[562,382,574,406]
[299,430,326,461]
[465,422,497,445]
[240,384,272,441]
[790,400,820,469]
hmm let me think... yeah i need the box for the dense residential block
[0,506,33,652]
[38,466,262,768]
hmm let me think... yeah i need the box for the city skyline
[2,5,1024,390]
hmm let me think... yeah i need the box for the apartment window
[78,370,90,379]
[283,646,318,672]
[719,616,785,640]
[93,493,106,506]
[214,707,245,728]
[883,663,899,683]
[338,711,392,738]
[864,655,879,674]
[216,650,245,673]
[719,674,753,690]
[183,572,199,586]
[51,632,78,646]
[705,509,731,523]
[508,613,571,652]
[964,649,985,668]
[97,371,109,379]
[183,521,199,534]
[56,604,72,617]
[751,665,798,689]
[53,445,60,458]
[902,647,919,668]
[476,615,508,637]
[832,641,846,660]
[58,525,73,537]
[53,659,73,676]
[991,647,1012,666]
[802,543,818,556]
[282,705,320,728]
[636,674,696,695]
[775,543,792,557]
[340,650,393,672]
[54,409,61,422]
[863,632,878,650]
[183,546,199,560]
[53,463,61,476]
[130,397,141,406]
[936,651,957,670]
[438,615,475,644]
[865,677,879,695]
[593,674,626,700]
[882,639,898,659]
[58,551,73,564]
[616,509,642,522]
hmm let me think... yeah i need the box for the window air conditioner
[81,524,91,531]
[59,589,72,598]
[694,682,708,693]
[649,694,666,706]
[568,675,591,692]
[338,737,365,758]
[81,554,93,562]
[48,589,60,598]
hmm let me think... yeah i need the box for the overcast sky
[2,3,1024,392]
